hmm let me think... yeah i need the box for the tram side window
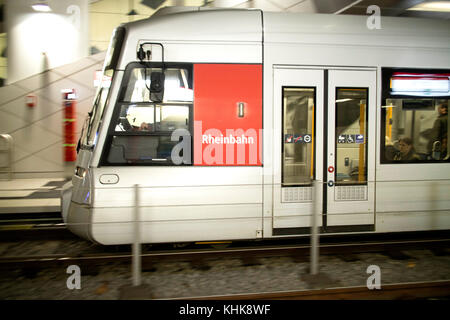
[382,99,449,163]
[104,64,193,165]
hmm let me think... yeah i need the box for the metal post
[310,179,320,275]
[132,184,141,286]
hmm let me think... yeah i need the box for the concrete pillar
[5,0,89,84]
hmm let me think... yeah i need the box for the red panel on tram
[193,64,262,166]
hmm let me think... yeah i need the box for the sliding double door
[272,67,376,234]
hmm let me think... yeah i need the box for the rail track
[1,232,449,300]
[182,280,450,300]
[1,234,449,270]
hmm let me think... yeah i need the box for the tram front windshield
[81,27,125,148]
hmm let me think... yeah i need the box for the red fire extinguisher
[62,89,77,162]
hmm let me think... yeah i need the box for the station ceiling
[180,0,449,19]
[1,1,448,77]
[91,0,450,19]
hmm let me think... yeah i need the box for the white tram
[61,7,450,245]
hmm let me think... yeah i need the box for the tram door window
[335,88,368,185]
[282,87,315,186]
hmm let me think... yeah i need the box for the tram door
[272,67,376,234]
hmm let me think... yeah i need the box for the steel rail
[179,280,450,300]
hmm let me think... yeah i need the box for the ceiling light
[32,2,52,12]
[407,1,450,12]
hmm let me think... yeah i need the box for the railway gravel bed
[0,237,449,299]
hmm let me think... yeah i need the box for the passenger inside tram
[427,102,448,159]
[393,137,420,162]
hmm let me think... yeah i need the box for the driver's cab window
[115,104,189,133]
[123,67,193,103]
[103,63,193,165]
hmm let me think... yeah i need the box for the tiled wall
[0,52,105,179]
[0,0,307,179]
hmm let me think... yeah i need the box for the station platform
[0,178,67,214]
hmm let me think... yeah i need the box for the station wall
[0,51,105,179]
